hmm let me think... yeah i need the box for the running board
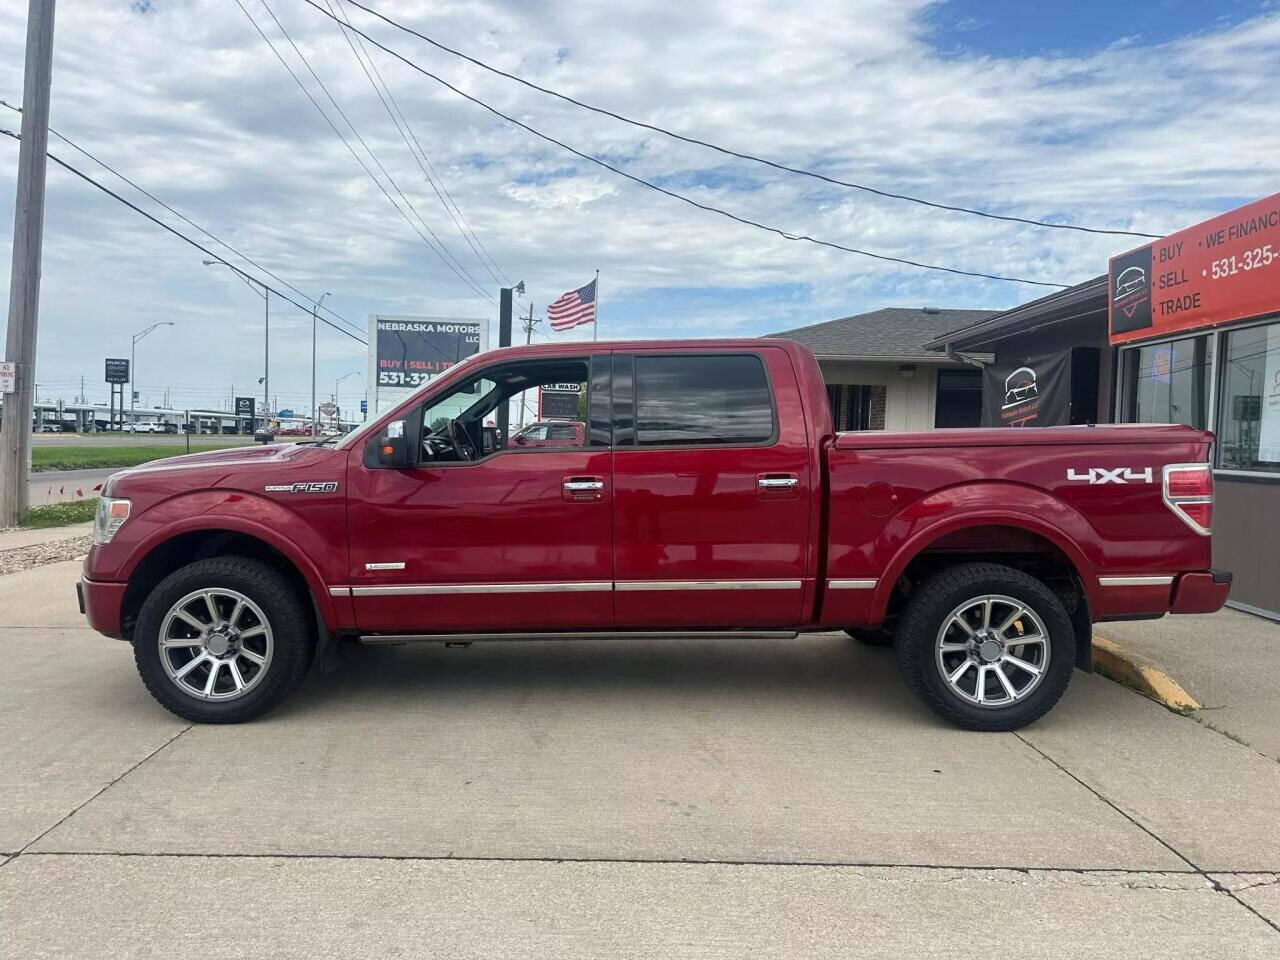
[356,629,800,645]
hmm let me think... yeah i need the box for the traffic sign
[360,399,367,414]
[0,362,14,395]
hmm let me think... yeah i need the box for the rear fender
[870,482,1101,623]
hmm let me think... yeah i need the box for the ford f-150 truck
[79,339,1230,729]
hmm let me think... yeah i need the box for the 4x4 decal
[1065,467,1153,485]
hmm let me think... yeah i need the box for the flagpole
[593,269,599,342]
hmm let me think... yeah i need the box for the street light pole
[335,370,360,428]
[130,322,175,424]
[311,291,331,438]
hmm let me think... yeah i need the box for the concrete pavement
[2,560,1279,957]
[1098,608,1280,762]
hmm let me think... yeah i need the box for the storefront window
[1217,318,1280,474]
[1122,335,1213,430]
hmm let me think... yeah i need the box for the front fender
[87,489,346,631]
[869,481,1101,621]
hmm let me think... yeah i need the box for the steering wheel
[446,418,479,461]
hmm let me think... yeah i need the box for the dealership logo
[1065,467,1153,485]
[1002,366,1038,409]
[264,481,339,494]
[1109,246,1154,335]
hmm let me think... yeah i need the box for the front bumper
[1171,568,1233,615]
[79,575,128,640]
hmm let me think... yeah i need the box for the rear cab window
[631,354,776,447]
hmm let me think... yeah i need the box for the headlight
[93,497,131,545]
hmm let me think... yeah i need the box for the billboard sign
[1109,192,1280,345]
[538,383,583,420]
[105,358,130,384]
[234,396,255,418]
[318,401,338,418]
[368,315,488,415]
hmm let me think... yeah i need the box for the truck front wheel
[895,562,1074,731]
[132,557,315,723]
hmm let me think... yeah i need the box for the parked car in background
[125,422,165,434]
[80,339,1230,728]
[511,420,586,448]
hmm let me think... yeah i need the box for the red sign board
[1108,192,1280,345]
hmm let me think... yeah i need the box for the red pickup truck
[79,339,1230,729]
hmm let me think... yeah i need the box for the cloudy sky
[1,0,1277,415]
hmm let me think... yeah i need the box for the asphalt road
[26,468,113,506]
[2,559,1279,957]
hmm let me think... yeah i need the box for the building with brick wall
[769,307,997,431]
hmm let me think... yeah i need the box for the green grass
[19,500,99,529]
[31,444,231,473]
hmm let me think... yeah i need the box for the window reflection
[635,355,774,446]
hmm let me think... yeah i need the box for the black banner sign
[981,351,1072,428]
[234,396,255,417]
[105,358,130,384]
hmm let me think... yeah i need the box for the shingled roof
[769,307,999,362]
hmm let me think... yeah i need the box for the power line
[333,0,1160,241]
[0,99,366,341]
[298,0,1068,290]
[235,0,498,306]
[321,0,513,288]
[1,128,368,345]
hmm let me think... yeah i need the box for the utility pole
[0,0,55,527]
[517,303,539,429]
[311,291,330,438]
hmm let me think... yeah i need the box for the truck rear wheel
[132,557,315,723]
[895,562,1074,731]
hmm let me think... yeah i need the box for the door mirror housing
[376,420,409,468]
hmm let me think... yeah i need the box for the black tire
[844,628,894,647]
[133,557,315,723]
[895,562,1074,731]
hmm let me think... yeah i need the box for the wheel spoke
[238,647,266,665]
[981,599,993,630]
[174,654,208,680]
[950,615,975,638]
[947,659,974,684]
[975,665,987,703]
[227,658,246,692]
[227,598,246,630]
[995,604,1027,639]
[161,636,202,648]
[1008,633,1045,648]
[939,641,969,653]
[1001,653,1042,678]
[238,625,266,641]
[202,591,220,625]
[202,660,221,696]
[993,663,1019,700]
[174,609,207,633]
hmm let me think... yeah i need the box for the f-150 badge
[1065,467,1153,485]
[264,481,339,493]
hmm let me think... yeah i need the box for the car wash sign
[981,352,1072,428]
[367,315,489,415]
[1109,192,1280,345]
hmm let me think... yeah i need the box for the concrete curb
[1091,634,1200,711]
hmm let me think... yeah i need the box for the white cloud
[0,0,1276,411]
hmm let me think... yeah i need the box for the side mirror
[377,420,409,468]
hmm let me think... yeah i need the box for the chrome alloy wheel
[934,594,1050,709]
[158,588,274,701]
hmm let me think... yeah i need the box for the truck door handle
[562,475,606,502]
[757,475,799,489]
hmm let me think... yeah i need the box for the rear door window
[633,354,775,447]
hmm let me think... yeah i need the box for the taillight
[1162,463,1212,536]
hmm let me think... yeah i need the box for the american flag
[548,279,597,332]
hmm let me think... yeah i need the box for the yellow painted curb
[1092,635,1200,711]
